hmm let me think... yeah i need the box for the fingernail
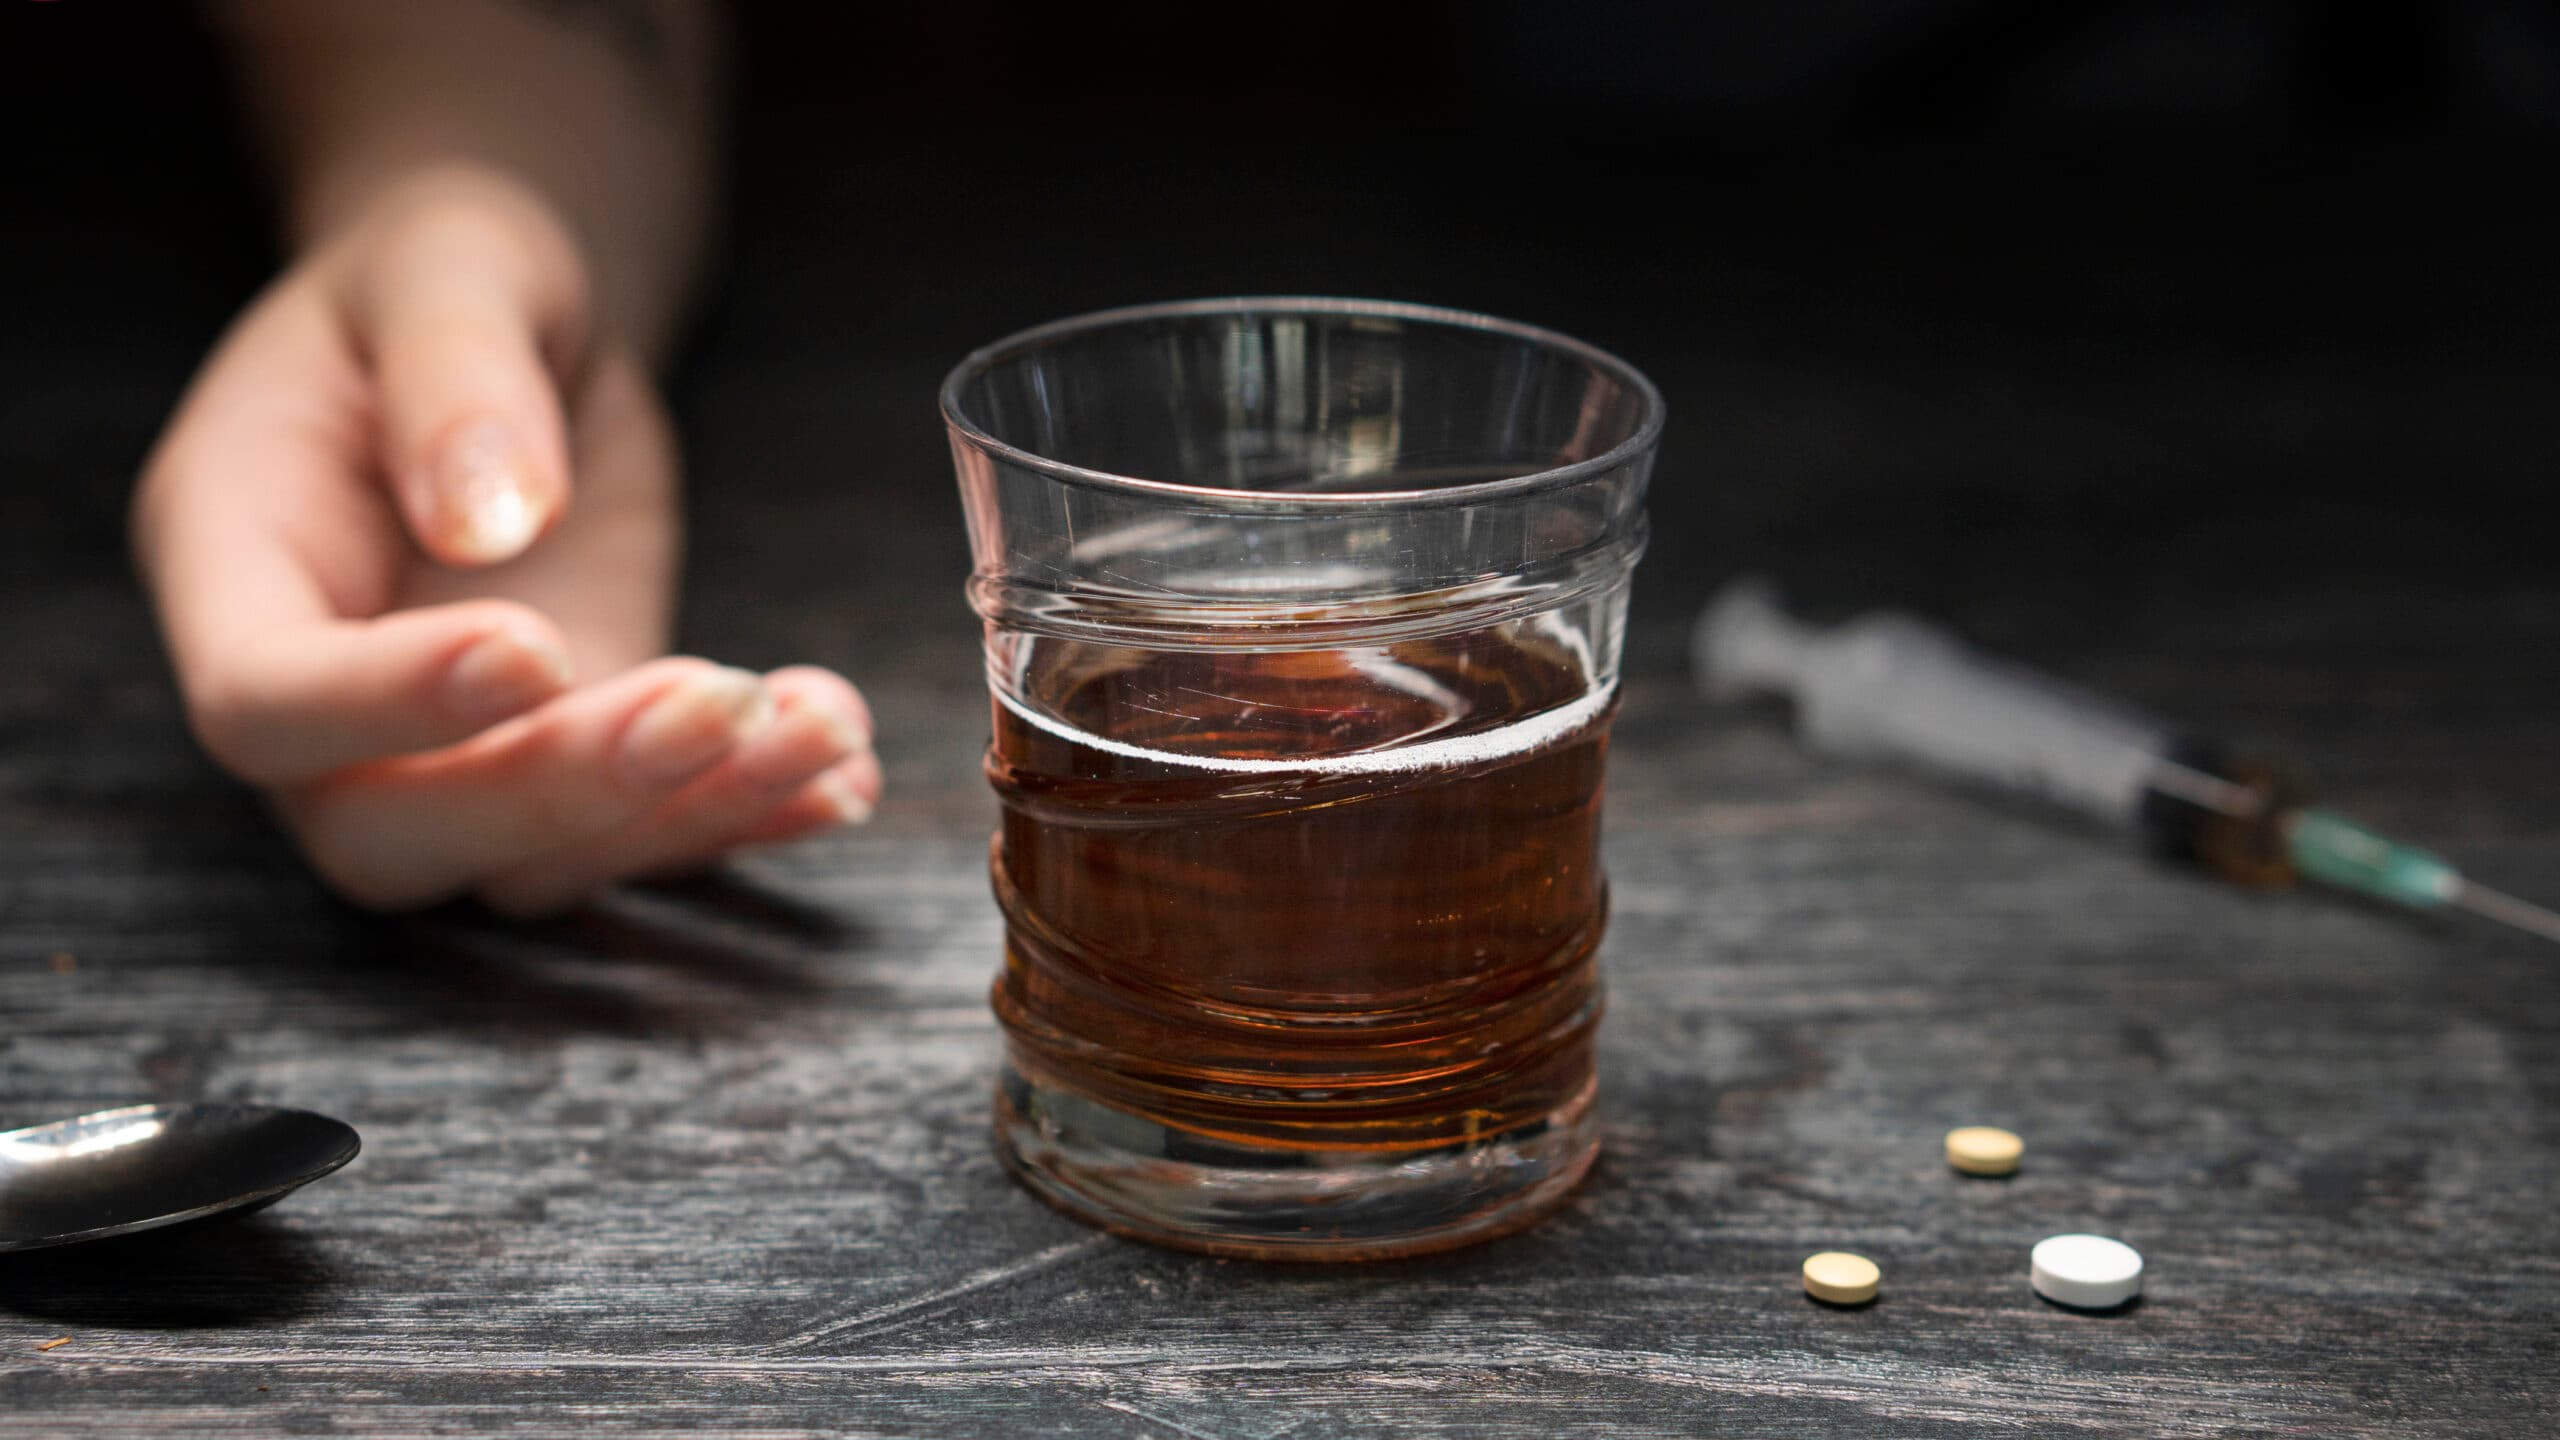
[817,769,875,826]
[735,696,860,786]
[617,668,771,788]
[444,627,573,726]
[432,417,543,563]
[815,704,871,760]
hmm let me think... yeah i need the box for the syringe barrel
[1695,580,2181,829]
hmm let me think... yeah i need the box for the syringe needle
[1693,580,2560,946]
[2446,879,2560,946]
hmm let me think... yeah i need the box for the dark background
[8,1,2556,645]
[0,0,2554,845]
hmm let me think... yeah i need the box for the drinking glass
[944,298,1660,1259]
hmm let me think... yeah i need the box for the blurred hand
[134,165,879,916]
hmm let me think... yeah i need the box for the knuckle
[358,165,591,351]
[375,168,590,309]
[285,794,451,913]
[129,454,177,537]
[442,597,552,649]
[180,670,277,783]
[459,741,618,854]
[509,786,596,854]
[768,666,873,733]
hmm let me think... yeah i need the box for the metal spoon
[0,1104,359,1253]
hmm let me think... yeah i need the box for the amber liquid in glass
[985,621,1610,1250]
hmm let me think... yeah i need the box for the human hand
[134,166,879,916]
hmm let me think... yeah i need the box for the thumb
[346,173,592,568]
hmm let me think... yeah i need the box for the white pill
[2031,1233,2144,1309]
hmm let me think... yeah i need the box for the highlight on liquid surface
[985,617,1615,1158]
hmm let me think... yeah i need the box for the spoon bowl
[0,1104,359,1253]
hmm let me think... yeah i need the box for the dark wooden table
[5,102,2558,1434]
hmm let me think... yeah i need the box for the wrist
[296,159,571,263]
[300,156,683,370]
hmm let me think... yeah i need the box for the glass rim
[938,296,1666,510]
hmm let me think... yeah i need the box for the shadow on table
[0,1220,340,1328]
[155,778,898,1040]
[170,845,902,1041]
[359,873,898,1040]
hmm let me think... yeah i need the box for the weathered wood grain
[7,608,2556,1436]
[6,98,2560,1437]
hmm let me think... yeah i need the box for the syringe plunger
[1694,578,2181,830]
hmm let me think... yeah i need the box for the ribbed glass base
[992,1065,1599,1261]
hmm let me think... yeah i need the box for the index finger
[136,278,575,786]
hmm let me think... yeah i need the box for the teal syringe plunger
[1693,578,2560,944]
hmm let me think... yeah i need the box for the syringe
[1692,578,2560,944]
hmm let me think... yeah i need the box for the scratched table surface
[7,56,2560,1436]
